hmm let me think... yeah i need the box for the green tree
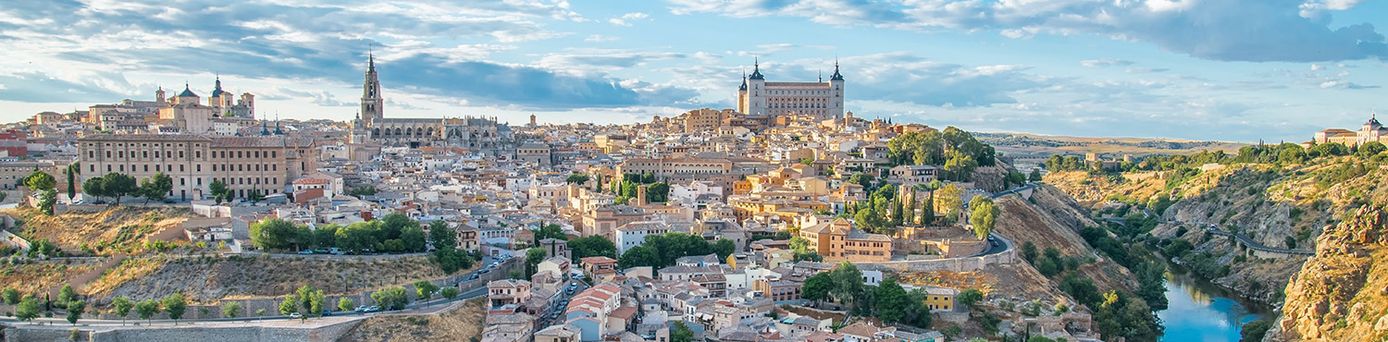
[23,170,56,192]
[100,173,138,205]
[111,296,133,324]
[371,286,410,310]
[802,273,832,304]
[568,236,617,261]
[162,293,187,322]
[15,296,41,322]
[2,287,20,305]
[671,321,695,342]
[307,289,325,317]
[440,287,460,300]
[618,245,661,269]
[525,247,547,277]
[278,294,299,316]
[138,172,174,204]
[957,289,984,310]
[647,182,670,203]
[934,184,963,222]
[1028,168,1042,182]
[209,178,231,203]
[428,220,457,250]
[400,225,427,252]
[712,238,736,260]
[337,297,354,312]
[221,302,242,318]
[872,278,911,324]
[828,262,864,309]
[969,196,999,240]
[135,299,160,323]
[66,164,77,200]
[414,281,440,302]
[250,218,309,251]
[788,236,810,253]
[535,224,568,242]
[82,176,106,202]
[565,173,591,184]
[65,300,86,325]
[37,189,57,215]
[1021,241,1038,262]
[58,284,76,304]
[433,247,473,273]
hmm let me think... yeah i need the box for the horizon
[1,1,1386,143]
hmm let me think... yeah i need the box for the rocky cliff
[1271,205,1388,341]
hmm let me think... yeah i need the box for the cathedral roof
[829,60,844,81]
[1366,114,1381,127]
[178,83,198,98]
[210,76,225,97]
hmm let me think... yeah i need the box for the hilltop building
[735,58,845,120]
[1314,112,1388,147]
[350,54,514,155]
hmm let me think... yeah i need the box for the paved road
[1099,215,1314,257]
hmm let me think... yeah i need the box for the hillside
[338,298,486,342]
[978,132,1245,159]
[4,207,196,256]
[993,186,1136,293]
[1270,205,1388,341]
[86,254,453,303]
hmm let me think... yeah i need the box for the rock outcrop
[1273,205,1388,341]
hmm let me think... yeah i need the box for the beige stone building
[799,218,892,262]
[77,134,317,201]
[1314,113,1388,147]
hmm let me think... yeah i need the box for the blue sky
[0,0,1385,142]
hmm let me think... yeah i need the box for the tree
[278,294,298,316]
[135,299,161,323]
[428,220,457,250]
[828,262,864,309]
[647,182,670,203]
[37,189,57,215]
[565,173,590,184]
[58,284,76,304]
[934,184,964,222]
[671,321,695,342]
[618,245,661,269]
[138,172,173,204]
[969,196,999,240]
[400,225,427,252]
[111,296,133,324]
[1021,241,1038,262]
[100,173,138,205]
[251,218,310,251]
[802,273,832,304]
[1028,168,1042,182]
[873,278,910,324]
[525,247,547,277]
[788,237,810,253]
[535,224,568,242]
[371,286,409,310]
[793,251,823,262]
[327,298,349,314]
[414,281,440,302]
[209,179,231,203]
[433,247,473,274]
[568,236,617,262]
[66,164,77,200]
[712,238,736,260]
[16,296,41,322]
[440,287,460,300]
[82,176,106,202]
[66,300,86,325]
[221,302,242,318]
[2,287,20,305]
[162,293,187,322]
[23,170,56,192]
[957,289,984,310]
[307,289,325,317]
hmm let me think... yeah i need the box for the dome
[178,84,198,98]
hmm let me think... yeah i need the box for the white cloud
[608,12,650,26]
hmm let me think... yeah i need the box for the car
[565,288,574,295]
[366,306,382,312]
[289,313,303,319]
[297,249,314,255]
[322,309,333,317]
[354,305,370,312]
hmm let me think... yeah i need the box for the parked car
[354,305,370,312]
[289,313,303,319]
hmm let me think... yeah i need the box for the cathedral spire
[830,58,844,81]
[749,57,765,80]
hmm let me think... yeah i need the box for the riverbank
[1158,261,1273,341]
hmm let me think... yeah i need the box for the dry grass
[339,298,486,342]
[5,207,194,256]
[88,254,453,302]
[0,259,102,295]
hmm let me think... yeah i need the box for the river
[1157,270,1272,342]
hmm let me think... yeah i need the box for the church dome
[178,84,198,97]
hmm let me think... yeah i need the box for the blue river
[1157,271,1271,342]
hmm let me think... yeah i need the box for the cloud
[0,72,131,103]
[668,0,1388,62]
[538,49,687,74]
[382,53,673,109]
[584,34,619,43]
[1081,59,1136,68]
[608,12,650,26]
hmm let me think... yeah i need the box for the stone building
[1314,112,1388,147]
[736,58,845,120]
[349,54,515,154]
[77,134,316,201]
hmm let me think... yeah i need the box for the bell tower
[361,52,384,128]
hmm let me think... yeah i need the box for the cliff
[1272,205,1388,341]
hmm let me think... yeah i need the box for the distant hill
[975,132,1247,159]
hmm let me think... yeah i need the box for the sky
[0,0,1385,143]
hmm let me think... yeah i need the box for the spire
[749,57,765,80]
[367,48,375,73]
[830,58,844,81]
[739,69,748,91]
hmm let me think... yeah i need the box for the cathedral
[350,54,514,155]
[736,58,845,120]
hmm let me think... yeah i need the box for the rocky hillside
[339,298,486,342]
[993,186,1135,293]
[1271,205,1388,341]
